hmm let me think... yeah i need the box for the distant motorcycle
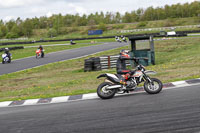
[2,53,12,64]
[115,36,122,43]
[122,37,127,42]
[97,59,163,99]
[70,40,76,45]
[36,49,44,58]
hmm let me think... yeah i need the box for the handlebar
[133,57,148,65]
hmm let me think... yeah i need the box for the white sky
[0,0,198,21]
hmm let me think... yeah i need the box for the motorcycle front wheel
[36,54,40,58]
[8,59,11,63]
[144,78,163,94]
[97,82,116,99]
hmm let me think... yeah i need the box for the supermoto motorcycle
[2,53,12,64]
[97,61,163,99]
[36,49,44,58]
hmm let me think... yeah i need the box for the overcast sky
[0,0,198,21]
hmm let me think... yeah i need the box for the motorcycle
[97,59,163,99]
[122,37,127,42]
[2,53,12,64]
[115,36,122,43]
[36,49,44,58]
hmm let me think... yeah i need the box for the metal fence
[120,25,200,34]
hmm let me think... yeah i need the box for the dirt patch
[13,77,36,82]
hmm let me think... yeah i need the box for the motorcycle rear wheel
[144,78,163,94]
[97,82,116,99]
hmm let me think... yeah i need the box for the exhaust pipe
[106,85,122,90]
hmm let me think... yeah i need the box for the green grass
[0,37,200,102]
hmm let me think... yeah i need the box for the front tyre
[144,78,163,94]
[97,82,116,99]
[8,59,11,63]
[36,54,39,59]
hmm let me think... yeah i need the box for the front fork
[142,72,153,84]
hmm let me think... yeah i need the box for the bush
[137,21,148,28]
[47,28,57,38]
[164,18,176,27]
[6,32,19,39]
[98,23,107,31]
[112,24,125,29]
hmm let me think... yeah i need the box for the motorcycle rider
[116,49,137,84]
[70,40,76,45]
[4,48,11,60]
[115,36,121,43]
[38,45,44,57]
[121,35,127,42]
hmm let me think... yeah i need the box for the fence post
[108,56,110,69]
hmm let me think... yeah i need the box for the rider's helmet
[39,45,43,49]
[120,49,130,58]
[4,48,9,52]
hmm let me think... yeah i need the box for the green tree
[0,25,8,37]
[47,28,57,38]
[22,19,33,37]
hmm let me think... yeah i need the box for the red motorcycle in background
[35,49,44,58]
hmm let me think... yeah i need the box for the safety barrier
[84,55,132,71]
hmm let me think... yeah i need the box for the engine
[126,78,137,89]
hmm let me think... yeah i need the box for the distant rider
[115,36,121,43]
[121,35,127,42]
[4,48,11,60]
[70,40,76,45]
[38,45,44,57]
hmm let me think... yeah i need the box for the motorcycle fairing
[2,53,7,59]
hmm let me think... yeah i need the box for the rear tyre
[41,53,44,58]
[144,78,163,94]
[2,60,5,64]
[97,82,116,99]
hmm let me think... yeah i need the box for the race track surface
[0,42,127,75]
[0,84,200,133]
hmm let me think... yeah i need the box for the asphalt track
[0,84,200,133]
[0,42,128,75]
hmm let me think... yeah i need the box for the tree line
[0,1,200,39]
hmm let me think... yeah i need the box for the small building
[128,35,155,66]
